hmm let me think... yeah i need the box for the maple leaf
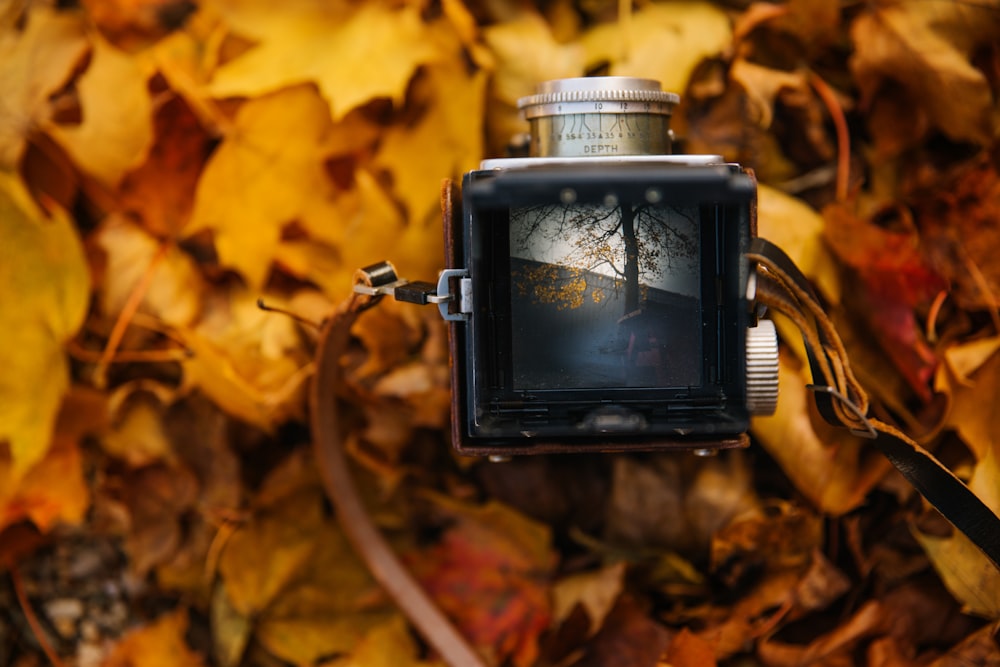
[180,285,312,431]
[0,6,88,171]
[0,388,100,533]
[46,34,154,186]
[0,174,89,479]
[914,464,1000,618]
[851,1,1000,146]
[205,0,443,120]
[372,57,488,228]
[96,217,204,328]
[581,2,731,95]
[217,461,391,665]
[185,84,343,287]
[411,499,554,667]
[752,351,893,515]
[102,608,207,667]
[118,95,210,238]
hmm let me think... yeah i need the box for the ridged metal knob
[516,77,680,158]
[746,319,779,416]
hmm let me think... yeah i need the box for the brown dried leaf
[0,6,88,171]
[851,2,1000,146]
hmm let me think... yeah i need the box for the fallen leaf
[0,6,88,171]
[751,351,893,515]
[119,463,200,577]
[0,173,90,479]
[96,216,203,328]
[823,202,945,400]
[373,58,487,229]
[552,562,626,636]
[581,2,731,95]
[571,595,671,667]
[118,94,211,237]
[729,61,808,131]
[101,384,176,468]
[851,2,1000,145]
[0,387,101,533]
[604,451,759,556]
[937,336,1000,461]
[80,0,195,48]
[217,458,391,665]
[414,498,555,667]
[46,34,154,186]
[913,446,1000,619]
[659,627,717,667]
[483,10,584,154]
[915,157,1000,312]
[322,616,442,667]
[102,608,206,667]
[180,285,312,431]
[185,84,345,287]
[205,0,443,120]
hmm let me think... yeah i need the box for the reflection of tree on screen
[510,202,699,315]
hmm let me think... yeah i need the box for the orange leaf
[102,609,206,667]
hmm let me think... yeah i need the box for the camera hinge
[354,261,471,321]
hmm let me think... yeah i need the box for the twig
[10,564,67,667]
[94,242,170,387]
[256,298,322,332]
[809,72,851,202]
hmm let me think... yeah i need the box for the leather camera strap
[751,237,1000,571]
[310,289,489,667]
[308,247,1000,665]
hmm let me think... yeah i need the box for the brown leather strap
[309,292,488,667]
[752,237,1000,571]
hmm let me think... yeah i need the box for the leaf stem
[809,72,851,202]
[94,242,170,387]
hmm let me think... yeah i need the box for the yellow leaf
[324,616,442,667]
[219,475,390,665]
[181,285,312,431]
[0,6,87,171]
[46,35,154,186]
[373,59,487,224]
[485,12,584,107]
[850,3,999,145]
[185,84,343,287]
[757,184,841,306]
[102,609,206,667]
[483,11,583,154]
[0,173,89,478]
[96,217,203,328]
[913,447,1000,618]
[219,487,324,616]
[730,60,809,130]
[0,387,100,532]
[205,0,441,120]
[751,351,892,515]
[581,2,731,95]
[937,338,1000,461]
[551,562,625,634]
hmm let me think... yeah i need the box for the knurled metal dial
[517,77,680,158]
[746,319,779,416]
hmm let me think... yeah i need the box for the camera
[435,77,779,455]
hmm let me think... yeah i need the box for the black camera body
[440,78,778,456]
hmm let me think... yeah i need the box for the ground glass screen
[509,201,703,390]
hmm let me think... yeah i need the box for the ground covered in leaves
[1,0,1000,665]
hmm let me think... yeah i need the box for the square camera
[437,78,778,455]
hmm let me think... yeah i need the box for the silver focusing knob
[517,77,680,158]
[746,319,779,416]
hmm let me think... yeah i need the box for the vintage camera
[420,77,778,455]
